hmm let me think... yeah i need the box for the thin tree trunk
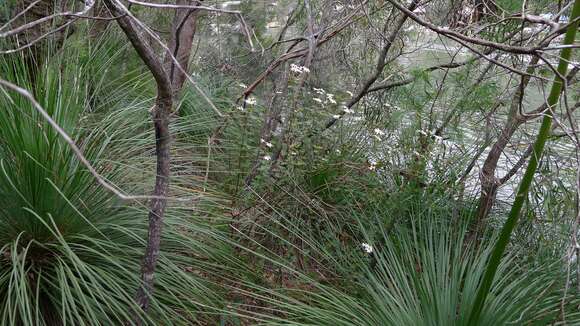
[102,1,175,321]
[134,100,172,314]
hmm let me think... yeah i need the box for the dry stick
[103,0,173,321]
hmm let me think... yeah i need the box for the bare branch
[0,19,76,54]
[0,0,94,38]
[384,0,572,55]
[0,0,42,32]
[127,0,255,51]
[121,4,223,116]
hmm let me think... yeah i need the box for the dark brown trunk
[134,99,172,313]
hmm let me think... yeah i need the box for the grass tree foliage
[0,44,239,325]
[0,0,579,325]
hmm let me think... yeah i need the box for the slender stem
[468,0,580,323]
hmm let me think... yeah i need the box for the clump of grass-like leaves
[243,202,580,325]
[0,44,237,325]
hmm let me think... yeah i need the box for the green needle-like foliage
[257,212,580,325]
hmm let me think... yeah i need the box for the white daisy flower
[290,64,301,73]
[326,93,337,104]
[260,139,273,147]
[263,155,271,161]
[332,114,341,119]
[362,243,373,253]
[342,107,354,114]
[245,97,257,105]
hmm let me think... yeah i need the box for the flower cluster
[290,64,310,74]
[342,106,354,114]
[311,87,337,106]
[417,129,446,144]
[373,128,386,141]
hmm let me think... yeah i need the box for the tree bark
[102,0,174,321]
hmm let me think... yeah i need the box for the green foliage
[1,2,578,324]
[254,211,579,325]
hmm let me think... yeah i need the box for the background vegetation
[0,0,579,325]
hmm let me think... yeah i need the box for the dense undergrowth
[0,17,578,326]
